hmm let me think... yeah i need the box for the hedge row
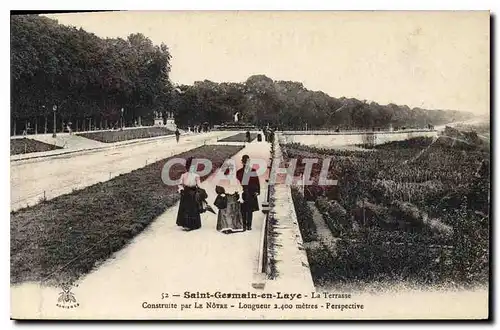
[315,197,351,237]
[290,187,318,243]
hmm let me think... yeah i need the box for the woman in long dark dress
[176,157,202,231]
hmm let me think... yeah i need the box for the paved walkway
[10,137,489,320]
[11,129,195,161]
[28,133,105,149]
[11,139,275,319]
[10,131,236,211]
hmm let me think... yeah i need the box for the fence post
[301,173,305,195]
[363,199,367,227]
[262,179,270,211]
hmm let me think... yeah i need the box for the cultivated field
[284,136,490,289]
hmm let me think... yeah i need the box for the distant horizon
[174,75,483,115]
[40,11,489,116]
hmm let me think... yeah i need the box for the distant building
[153,111,163,126]
[165,110,176,130]
[153,110,176,130]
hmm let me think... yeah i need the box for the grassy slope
[218,133,258,142]
[77,127,174,143]
[11,138,62,155]
[11,144,243,286]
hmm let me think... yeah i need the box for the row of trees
[11,14,473,135]
[11,14,172,134]
[173,75,473,130]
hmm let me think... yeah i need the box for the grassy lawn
[10,144,243,286]
[78,127,175,143]
[11,138,62,155]
[218,132,258,142]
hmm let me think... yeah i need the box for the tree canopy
[11,14,172,128]
[11,14,473,133]
[171,75,473,130]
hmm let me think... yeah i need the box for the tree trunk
[100,118,103,130]
[76,119,79,132]
[13,120,16,136]
[35,117,38,135]
[105,119,108,129]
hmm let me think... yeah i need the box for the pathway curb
[11,134,182,163]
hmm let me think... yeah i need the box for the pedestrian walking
[175,129,180,143]
[176,157,204,231]
[236,155,260,231]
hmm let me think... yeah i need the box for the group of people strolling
[262,126,275,144]
[176,154,261,233]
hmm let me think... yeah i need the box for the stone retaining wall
[264,135,316,292]
[282,130,437,148]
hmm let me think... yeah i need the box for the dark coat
[195,187,208,202]
[236,167,260,212]
[194,187,208,213]
[214,185,232,210]
[214,195,228,209]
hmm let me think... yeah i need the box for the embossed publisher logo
[56,283,80,309]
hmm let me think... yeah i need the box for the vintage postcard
[10,10,490,320]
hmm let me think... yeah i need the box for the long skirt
[216,193,244,232]
[176,186,202,230]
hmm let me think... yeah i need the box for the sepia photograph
[9,10,491,320]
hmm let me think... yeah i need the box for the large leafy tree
[11,15,172,133]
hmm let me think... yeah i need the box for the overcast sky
[45,11,489,115]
